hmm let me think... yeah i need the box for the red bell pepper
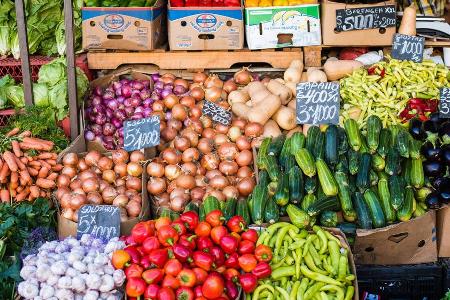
[149,248,169,268]
[184,0,199,5]
[193,251,214,271]
[131,221,154,244]
[123,235,136,246]
[239,273,258,293]
[144,283,160,299]
[162,274,181,290]
[241,229,258,243]
[194,285,203,298]
[176,287,195,300]
[238,240,255,255]
[227,216,246,233]
[210,246,226,267]
[252,262,272,279]
[124,246,141,264]
[142,268,164,284]
[196,236,213,252]
[180,211,199,231]
[254,244,272,262]
[177,269,197,287]
[158,287,176,300]
[225,280,239,299]
[158,225,179,247]
[173,244,193,263]
[140,256,152,269]
[136,246,146,257]
[111,249,131,269]
[126,277,147,297]
[205,210,225,227]
[223,0,240,6]
[172,219,187,236]
[179,234,197,250]
[210,226,227,245]
[202,273,224,299]
[195,222,212,237]
[125,263,144,278]
[193,267,208,284]
[142,236,160,254]
[165,258,183,277]
[219,235,239,254]
[224,253,239,269]
[170,0,185,6]
[223,268,240,282]
[238,254,257,272]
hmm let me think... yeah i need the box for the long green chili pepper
[303,282,326,300]
[305,253,328,275]
[290,281,301,300]
[301,265,343,286]
[320,285,344,300]
[275,286,290,300]
[252,284,275,300]
[344,286,355,300]
[271,266,296,280]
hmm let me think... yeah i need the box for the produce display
[245,0,315,7]
[56,150,145,223]
[169,0,240,7]
[252,223,355,300]
[17,234,126,299]
[84,0,158,6]
[112,209,269,299]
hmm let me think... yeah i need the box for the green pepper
[301,265,343,286]
[328,240,340,274]
[295,248,302,279]
[275,287,290,300]
[297,278,309,300]
[344,286,355,300]
[252,285,275,300]
[271,266,296,280]
[290,281,301,300]
[313,226,328,254]
[305,253,328,275]
[303,282,326,300]
[338,255,348,281]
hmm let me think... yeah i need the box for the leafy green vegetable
[32,83,49,107]
[0,75,14,109]
[5,85,24,108]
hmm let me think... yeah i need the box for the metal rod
[14,0,33,106]
[63,0,79,140]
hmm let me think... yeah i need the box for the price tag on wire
[392,33,425,63]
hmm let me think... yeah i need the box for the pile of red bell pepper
[170,0,240,7]
[112,210,272,299]
[400,98,438,122]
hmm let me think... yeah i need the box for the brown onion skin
[176,174,196,190]
[191,187,205,202]
[236,136,252,151]
[57,187,70,201]
[193,72,208,83]
[244,122,264,137]
[195,175,207,187]
[215,124,230,134]
[237,166,253,178]
[202,128,215,139]
[87,191,103,205]
[180,96,195,108]
[85,151,102,167]
[98,157,113,171]
[126,176,142,192]
[223,185,239,200]
[77,158,88,171]
[127,162,143,177]
[69,193,87,210]
[232,118,247,130]
[161,127,178,142]
[165,165,182,181]
[113,194,129,207]
[182,148,200,163]
[60,192,72,208]
[235,149,253,167]
[201,153,220,171]
[112,149,129,164]
[197,138,214,154]
[209,175,229,190]
[82,177,99,193]
[167,119,183,131]
[102,187,118,204]
[63,153,79,166]
[57,174,71,188]
[114,163,128,178]
[237,177,255,196]
[70,179,82,190]
[170,197,186,212]
[203,189,225,202]
[162,148,181,165]
[147,162,165,178]
[174,136,190,152]
[130,151,145,162]
[61,166,77,179]
[205,169,222,180]
[172,104,188,121]
[126,201,141,218]
[181,162,197,175]
[147,177,167,195]
[102,170,116,184]
[219,161,238,176]
[217,142,239,161]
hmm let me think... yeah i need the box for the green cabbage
[6,85,24,108]
[32,83,49,107]
[48,81,68,120]
[0,75,15,109]
[38,58,66,86]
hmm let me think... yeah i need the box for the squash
[267,79,292,105]
[228,90,249,105]
[248,94,281,125]
[272,106,297,130]
[324,60,363,81]
[288,99,296,110]
[300,72,308,82]
[399,3,416,36]
[262,120,282,138]
[289,59,303,70]
[231,103,251,119]
[307,69,327,83]
[284,81,297,96]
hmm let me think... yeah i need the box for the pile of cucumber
[251,115,429,230]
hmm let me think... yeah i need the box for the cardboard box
[437,205,450,257]
[82,1,166,51]
[244,3,321,50]
[56,134,152,239]
[168,6,244,50]
[321,0,396,46]
[353,210,438,265]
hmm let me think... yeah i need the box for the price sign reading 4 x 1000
[123,115,160,152]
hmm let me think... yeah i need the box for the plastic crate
[0,109,17,127]
[0,56,54,82]
[441,259,450,294]
[357,263,444,300]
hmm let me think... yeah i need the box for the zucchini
[289,166,303,204]
[199,204,205,221]
[371,153,385,172]
[264,155,281,182]
[273,174,289,206]
[304,176,317,195]
[306,126,321,153]
[257,137,271,170]
[359,135,369,154]
[184,201,199,214]
[389,175,405,210]
[336,155,349,173]
[414,202,426,218]
[334,171,356,222]
[313,131,325,160]
[410,158,424,189]
[367,115,382,153]
[259,170,270,187]
[268,134,286,157]
[352,191,373,229]
[306,196,339,217]
[385,148,401,176]
[377,128,391,158]
[290,132,305,156]
[295,148,316,177]
[402,159,412,187]
[369,169,379,186]
[279,205,287,217]
[377,173,396,223]
[236,197,251,225]
[223,198,237,220]
[279,137,292,169]
[356,153,372,191]
[316,159,338,196]
[301,194,317,211]
[337,222,357,236]
[319,211,338,227]
[203,196,220,215]
[344,118,362,151]
[284,155,296,173]
[409,138,422,159]
[395,129,411,158]
[337,126,349,155]
[348,174,357,194]
[348,149,360,175]
[363,189,386,228]
[219,200,226,211]
[264,197,280,224]
[160,207,172,219]
[169,211,180,221]
[325,125,339,166]
[397,186,416,222]
[286,204,310,229]
[268,181,278,197]
[250,184,268,225]
[390,125,401,146]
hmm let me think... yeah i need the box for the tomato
[158,225,179,247]
[202,273,224,299]
[195,221,211,237]
[205,210,225,227]
[165,258,183,277]
[158,287,176,300]
[162,274,181,290]
[241,229,258,243]
[238,254,257,273]
[111,249,130,269]
[210,226,227,245]
[192,267,208,284]
[177,268,197,287]
[156,217,172,231]
[254,244,273,262]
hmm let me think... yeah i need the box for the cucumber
[306,196,339,217]
[289,166,303,204]
[279,205,287,217]
[160,207,172,219]
[385,148,401,176]
[363,189,386,228]
[264,197,280,224]
[369,169,379,186]
[199,204,205,221]
[325,125,338,166]
[377,128,391,158]
[334,171,356,222]
[250,184,268,225]
[257,137,271,170]
[290,132,305,156]
[352,191,373,229]
[268,181,278,197]
[414,202,426,218]
[279,137,292,169]
[264,155,281,182]
[306,126,321,153]
[371,153,385,172]
[273,174,289,206]
[203,196,220,215]
[336,155,349,173]
[301,194,317,211]
[219,200,226,211]
[348,149,360,175]
[304,176,317,194]
[409,138,422,159]
[344,119,362,151]
[395,129,411,158]
[397,186,416,222]
[295,148,316,177]
[402,159,412,187]
[259,170,270,187]
[319,211,338,227]
[223,198,237,220]
[236,197,251,225]
[169,211,180,221]
[389,175,405,210]
[184,202,199,214]
[337,222,357,236]
[316,159,338,196]
[377,172,396,223]
[390,125,401,146]
[268,134,286,157]
[356,153,372,191]
[313,131,325,160]
[284,155,296,173]
[367,115,382,153]
[337,126,349,155]
[410,158,424,189]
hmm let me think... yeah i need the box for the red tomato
[202,274,224,299]
[165,258,183,277]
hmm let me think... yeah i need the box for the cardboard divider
[437,205,450,257]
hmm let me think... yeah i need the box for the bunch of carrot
[0,128,62,203]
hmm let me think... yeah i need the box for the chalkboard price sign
[77,205,120,240]
[440,88,450,118]
[296,82,340,125]
[392,34,425,63]
[336,5,396,32]
[124,115,160,151]
[202,101,232,126]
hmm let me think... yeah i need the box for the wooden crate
[87,48,303,70]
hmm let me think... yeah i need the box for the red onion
[85,131,95,141]
[103,123,116,136]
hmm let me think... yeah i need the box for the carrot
[19,142,52,152]
[28,167,39,177]
[23,137,54,148]
[46,159,56,166]
[36,178,55,189]
[14,156,26,171]
[0,189,10,203]
[47,172,58,181]
[3,151,18,172]
[10,171,18,184]
[37,152,57,160]
[29,161,40,168]
[38,167,50,178]
[29,186,40,199]
[11,141,22,157]
[0,158,3,171]
[10,181,18,190]
[19,130,32,137]
[0,163,10,182]
[19,177,27,186]
[20,157,27,165]
[6,128,20,137]
[52,164,63,172]
[20,170,32,185]
[39,191,46,197]
[10,189,16,198]
[16,187,30,202]
[39,160,51,170]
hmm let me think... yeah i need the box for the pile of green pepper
[247,222,355,300]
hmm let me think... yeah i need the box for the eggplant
[423,160,445,177]
[429,112,442,126]
[439,121,450,142]
[432,177,450,192]
[421,141,442,161]
[409,118,425,140]
[426,192,440,209]
[442,144,450,166]
[423,119,439,134]
[440,190,450,204]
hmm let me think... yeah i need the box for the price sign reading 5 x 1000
[123,115,160,151]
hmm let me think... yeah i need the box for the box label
[439,88,450,118]
[77,205,120,241]
[124,115,160,151]
[392,33,425,63]
[335,5,396,31]
[296,82,340,125]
